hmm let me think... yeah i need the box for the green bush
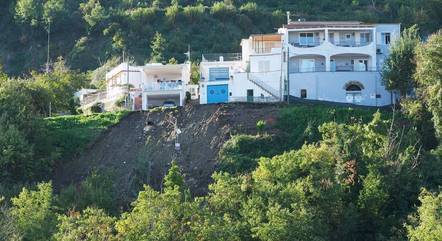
[58,171,118,215]
[256,120,266,134]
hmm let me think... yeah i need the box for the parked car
[162,101,176,107]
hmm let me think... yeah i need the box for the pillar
[142,93,148,110]
[325,55,331,72]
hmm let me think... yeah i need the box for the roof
[284,21,376,29]
[250,34,282,41]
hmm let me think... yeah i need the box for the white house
[199,34,284,104]
[80,62,192,111]
[282,21,400,106]
[200,21,400,107]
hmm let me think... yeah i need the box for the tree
[42,0,65,25]
[382,25,420,97]
[0,198,22,240]
[10,182,57,241]
[414,30,442,138]
[150,32,166,63]
[53,208,117,241]
[406,189,442,241]
[0,121,34,182]
[163,161,185,192]
[15,0,43,26]
[79,0,107,30]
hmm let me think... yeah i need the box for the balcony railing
[230,96,279,103]
[143,82,182,92]
[289,40,322,48]
[290,65,378,73]
[332,41,372,47]
[289,66,326,73]
[202,53,242,62]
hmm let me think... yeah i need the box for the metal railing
[248,73,280,99]
[289,66,326,73]
[143,82,182,92]
[290,65,378,73]
[230,96,279,103]
[289,40,322,48]
[202,53,242,62]
[332,41,372,47]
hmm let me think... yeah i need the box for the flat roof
[250,34,282,41]
[284,21,376,29]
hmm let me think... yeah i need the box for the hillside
[54,103,382,204]
[1,0,441,75]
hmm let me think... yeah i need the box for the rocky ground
[54,103,282,202]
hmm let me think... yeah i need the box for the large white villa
[199,20,401,106]
[80,20,401,111]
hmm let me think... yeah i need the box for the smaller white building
[199,34,284,105]
[80,62,192,111]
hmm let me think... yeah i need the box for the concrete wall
[289,71,392,106]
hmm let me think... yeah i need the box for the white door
[330,59,336,72]
[354,59,368,71]
[301,59,315,72]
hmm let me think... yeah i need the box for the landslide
[54,103,281,199]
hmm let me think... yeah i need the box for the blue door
[207,85,228,104]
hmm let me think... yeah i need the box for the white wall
[289,71,392,106]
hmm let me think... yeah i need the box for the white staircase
[248,73,280,100]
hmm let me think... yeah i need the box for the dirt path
[54,103,281,200]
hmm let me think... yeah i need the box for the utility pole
[46,20,51,73]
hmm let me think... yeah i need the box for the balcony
[332,65,377,72]
[143,82,182,92]
[202,53,242,62]
[332,40,372,47]
[289,39,322,48]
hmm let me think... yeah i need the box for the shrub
[256,120,266,134]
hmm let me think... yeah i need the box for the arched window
[344,81,364,91]
[346,84,362,91]
[344,81,364,104]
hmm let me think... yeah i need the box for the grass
[45,111,129,160]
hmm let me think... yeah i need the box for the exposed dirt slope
[55,103,281,198]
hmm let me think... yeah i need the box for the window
[301,89,307,98]
[383,33,391,45]
[328,33,334,43]
[258,61,270,72]
[209,67,229,81]
[299,33,314,45]
[360,32,370,43]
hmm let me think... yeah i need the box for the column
[325,28,329,43]
[325,55,330,72]
[142,93,148,110]
[179,92,183,106]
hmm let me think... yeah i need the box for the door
[354,59,368,71]
[330,59,336,72]
[301,59,315,72]
[207,85,229,104]
[247,89,254,102]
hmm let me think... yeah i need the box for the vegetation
[0,1,441,240]
[1,0,442,75]
[382,25,420,96]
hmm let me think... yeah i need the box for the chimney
[286,11,291,24]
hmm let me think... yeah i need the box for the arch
[344,81,364,91]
